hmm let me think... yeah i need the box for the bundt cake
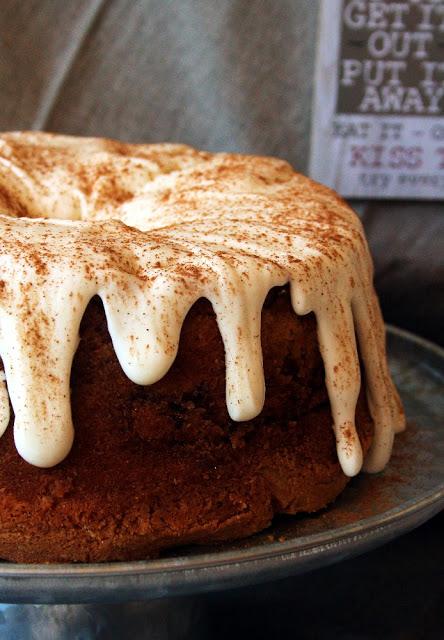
[0,132,405,562]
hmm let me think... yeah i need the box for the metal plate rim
[1,483,442,580]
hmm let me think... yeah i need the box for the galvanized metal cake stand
[0,326,442,637]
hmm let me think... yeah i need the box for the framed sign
[310,0,444,199]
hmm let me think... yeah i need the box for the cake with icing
[0,132,405,562]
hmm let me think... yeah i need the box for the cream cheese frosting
[0,132,405,474]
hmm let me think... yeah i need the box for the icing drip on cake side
[0,132,405,474]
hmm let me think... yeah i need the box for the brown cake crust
[0,287,373,563]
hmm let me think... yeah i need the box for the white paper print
[310,0,444,199]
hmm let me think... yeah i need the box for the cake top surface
[0,132,404,474]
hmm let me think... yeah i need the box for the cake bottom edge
[0,400,373,564]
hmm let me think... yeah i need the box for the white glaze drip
[0,371,9,436]
[0,132,405,473]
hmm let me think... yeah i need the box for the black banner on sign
[337,0,444,116]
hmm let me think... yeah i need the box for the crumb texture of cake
[0,289,374,563]
[0,132,405,562]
